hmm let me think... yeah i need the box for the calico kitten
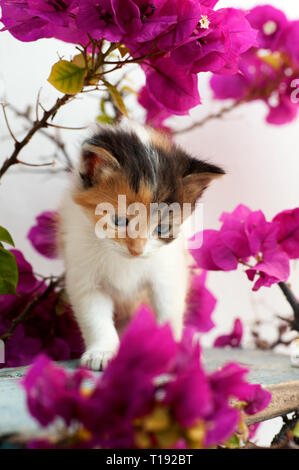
[59,121,224,370]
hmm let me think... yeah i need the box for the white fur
[59,190,189,370]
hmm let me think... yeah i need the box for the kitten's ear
[79,142,120,188]
[182,160,225,207]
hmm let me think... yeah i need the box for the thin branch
[7,104,74,170]
[45,122,88,130]
[278,282,299,332]
[1,104,18,143]
[17,159,55,168]
[173,100,244,135]
[35,88,42,121]
[0,94,72,179]
[0,277,62,342]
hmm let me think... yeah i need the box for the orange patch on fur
[73,171,153,251]
[149,128,172,152]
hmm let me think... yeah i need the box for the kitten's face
[73,124,224,258]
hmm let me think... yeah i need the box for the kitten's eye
[111,214,129,227]
[154,223,170,236]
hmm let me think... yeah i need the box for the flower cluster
[0,249,83,368]
[190,205,299,291]
[210,5,299,125]
[23,307,271,449]
[1,0,257,119]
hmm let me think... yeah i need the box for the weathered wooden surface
[0,349,299,438]
[203,349,299,424]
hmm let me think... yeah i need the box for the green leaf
[224,434,241,449]
[48,60,87,94]
[97,114,115,125]
[121,85,137,95]
[72,53,90,69]
[0,247,18,295]
[293,421,299,438]
[104,81,128,117]
[0,226,14,246]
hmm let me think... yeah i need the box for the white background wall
[0,0,298,446]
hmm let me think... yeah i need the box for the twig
[17,160,55,168]
[7,104,74,170]
[0,277,62,342]
[45,122,87,130]
[1,104,18,143]
[35,88,42,121]
[278,282,299,332]
[0,94,72,178]
[173,100,244,135]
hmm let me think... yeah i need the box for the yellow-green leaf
[104,81,128,117]
[97,114,115,125]
[72,53,90,69]
[224,434,241,449]
[100,97,106,115]
[48,60,87,94]
[0,226,14,246]
[121,85,137,95]
[293,421,299,438]
[0,247,18,295]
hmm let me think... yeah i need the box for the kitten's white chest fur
[60,193,189,370]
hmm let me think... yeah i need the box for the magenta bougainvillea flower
[0,0,52,41]
[27,211,58,259]
[27,0,76,27]
[148,0,201,50]
[210,5,299,125]
[78,305,178,448]
[0,249,83,368]
[138,85,172,130]
[172,7,257,75]
[163,329,213,429]
[190,205,299,291]
[185,271,216,333]
[138,4,256,116]
[246,5,288,50]
[23,307,271,449]
[273,208,299,259]
[0,0,87,44]
[210,48,299,125]
[113,0,176,45]
[279,20,299,68]
[214,318,243,348]
[209,362,271,416]
[143,56,201,115]
[76,0,123,42]
[22,354,92,426]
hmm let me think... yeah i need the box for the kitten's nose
[128,239,146,257]
[129,248,143,257]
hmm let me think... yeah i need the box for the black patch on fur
[82,127,224,204]
[85,129,158,193]
[79,171,93,189]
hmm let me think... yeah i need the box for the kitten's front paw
[81,348,116,371]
